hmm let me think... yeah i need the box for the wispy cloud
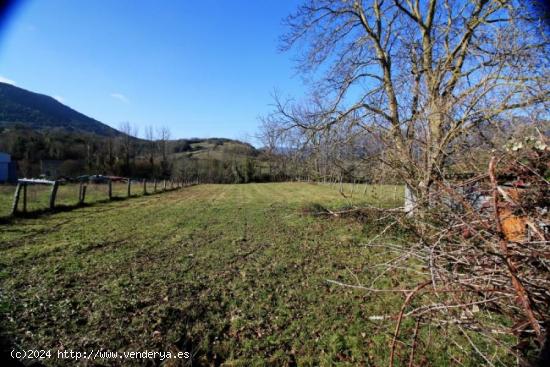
[110,93,129,104]
[0,75,15,85]
[53,95,65,103]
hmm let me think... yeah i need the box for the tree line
[0,123,173,179]
[0,122,282,183]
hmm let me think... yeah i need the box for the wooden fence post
[143,179,147,195]
[22,183,27,213]
[79,183,87,205]
[49,181,59,210]
[108,180,112,200]
[154,179,157,192]
[81,185,87,204]
[163,180,167,191]
[79,182,83,203]
[11,182,22,215]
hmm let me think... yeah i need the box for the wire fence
[1,178,191,218]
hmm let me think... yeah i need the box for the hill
[0,83,261,180]
[0,82,121,136]
[169,137,257,161]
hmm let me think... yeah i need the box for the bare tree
[119,122,138,176]
[157,127,170,161]
[157,126,172,177]
[145,125,156,175]
[264,1,550,363]
[272,0,549,205]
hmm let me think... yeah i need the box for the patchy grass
[0,183,505,366]
[0,185,14,217]
[324,182,404,208]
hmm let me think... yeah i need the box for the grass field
[0,182,400,219]
[0,183,495,366]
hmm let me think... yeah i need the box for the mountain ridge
[0,81,122,136]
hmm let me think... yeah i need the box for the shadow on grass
[0,187,187,225]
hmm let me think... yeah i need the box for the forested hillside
[0,83,264,181]
[0,124,262,181]
[0,82,120,136]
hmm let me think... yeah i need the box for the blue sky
[0,0,305,143]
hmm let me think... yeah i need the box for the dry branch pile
[341,142,549,366]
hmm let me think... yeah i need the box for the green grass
[319,182,404,208]
[0,183,510,366]
[0,185,14,217]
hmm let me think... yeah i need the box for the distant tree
[145,125,156,176]
[157,126,172,178]
[119,122,138,176]
[243,158,257,183]
[106,138,115,173]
